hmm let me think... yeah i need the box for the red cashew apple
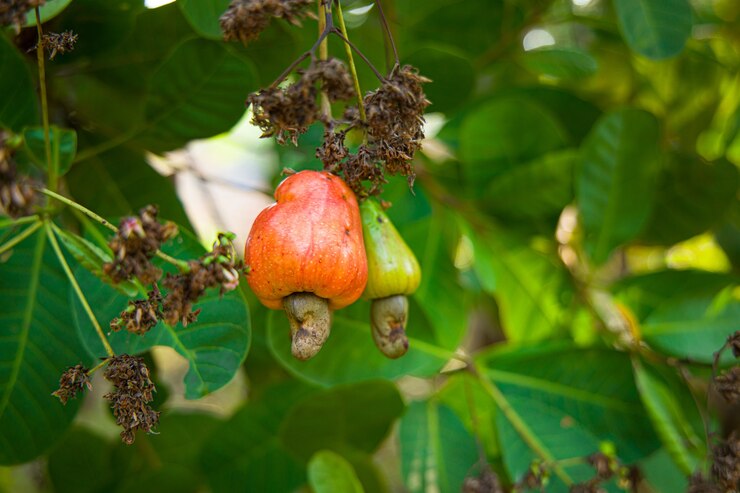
[244,170,368,360]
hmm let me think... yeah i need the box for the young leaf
[308,450,365,493]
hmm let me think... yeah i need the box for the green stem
[38,188,117,232]
[35,8,55,192]
[0,221,43,256]
[335,1,366,122]
[87,359,109,375]
[318,0,331,119]
[476,367,573,486]
[156,250,191,273]
[46,221,115,357]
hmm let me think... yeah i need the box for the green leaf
[520,48,598,80]
[22,126,77,177]
[178,0,230,40]
[614,0,692,59]
[72,230,251,399]
[404,45,475,113]
[459,97,567,193]
[23,0,74,26]
[279,380,404,461]
[308,450,365,493]
[478,343,659,488]
[641,291,739,364]
[639,448,689,493]
[141,38,257,152]
[201,381,316,493]
[266,300,450,387]
[633,359,705,475]
[399,400,479,493]
[0,35,39,132]
[577,108,662,264]
[0,226,92,464]
[467,225,569,343]
[65,145,191,229]
[54,227,138,297]
[47,428,113,493]
[482,149,577,224]
[640,155,738,245]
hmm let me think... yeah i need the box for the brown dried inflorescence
[714,367,740,403]
[1,135,37,218]
[110,284,164,335]
[319,65,430,196]
[688,473,722,493]
[0,0,45,32]
[248,57,355,145]
[711,431,740,491]
[220,0,312,45]
[103,354,159,445]
[728,330,740,359]
[40,30,78,60]
[103,205,178,285]
[161,233,243,327]
[52,364,91,405]
[462,468,503,493]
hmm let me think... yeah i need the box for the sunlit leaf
[308,450,365,493]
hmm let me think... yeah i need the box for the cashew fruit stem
[370,295,409,359]
[283,293,331,361]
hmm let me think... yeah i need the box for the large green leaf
[0,225,92,464]
[641,292,739,364]
[614,0,692,59]
[577,108,662,264]
[279,380,404,461]
[22,126,77,177]
[477,343,659,490]
[47,428,114,493]
[640,155,738,245]
[66,145,191,228]
[140,38,257,152]
[459,97,567,191]
[468,225,569,343]
[308,450,365,493]
[520,48,598,81]
[633,359,705,475]
[72,230,250,399]
[200,381,316,493]
[404,45,475,113]
[178,0,230,40]
[398,400,479,493]
[0,35,38,132]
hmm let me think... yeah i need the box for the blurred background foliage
[1,0,739,491]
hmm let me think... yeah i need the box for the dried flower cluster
[104,354,159,445]
[462,468,503,493]
[161,232,244,326]
[711,431,740,492]
[39,30,78,60]
[51,364,91,405]
[110,284,164,335]
[248,58,356,145]
[220,0,312,45]
[319,65,431,196]
[103,206,178,285]
[0,0,45,32]
[1,136,37,218]
[715,367,740,403]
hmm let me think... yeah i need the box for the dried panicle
[316,128,349,169]
[248,81,319,145]
[304,58,356,103]
[517,462,549,490]
[0,0,45,32]
[687,473,722,493]
[587,452,616,480]
[714,367,740,403]
[1,134,38,218]
[103,205,178,284]
[52,364,91,405]
[103,354,159,445]
[220,0,312,45]
[110,284,163,335]
[462,468,503,493]
[39,30,78,60]
[569,484,604,493]
[711,431,740,491]
[162,233,243,326]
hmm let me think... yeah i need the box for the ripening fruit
[360,199,421,358]
[244,170,368,360]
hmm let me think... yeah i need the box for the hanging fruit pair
[244,170,420,361]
